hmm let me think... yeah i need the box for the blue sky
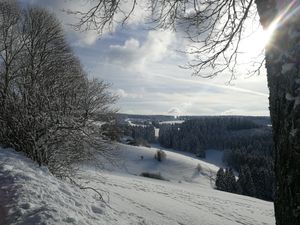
[21,0,270,116]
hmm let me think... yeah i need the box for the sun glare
[262,19,279,47]
[240,27,271,59]
[240,2,295,59]
[239,21,278,59]
[262,0,299,48]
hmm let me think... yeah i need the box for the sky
[20,0,270,116]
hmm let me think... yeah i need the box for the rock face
[256,0,300,224]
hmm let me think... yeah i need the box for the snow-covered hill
[101,144,220,187]
[0,144,275,225]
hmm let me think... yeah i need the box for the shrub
[140,172,168,181]
[196,163,202,173]
[154,150,166,162]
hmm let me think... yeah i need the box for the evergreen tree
[215,168,226,191]
[224,168,237,193]
[237,166,256,197]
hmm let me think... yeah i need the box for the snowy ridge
[0,145,275,225]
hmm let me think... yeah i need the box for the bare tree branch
[68,0,262,77]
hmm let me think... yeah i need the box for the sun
[261,20,278,47]
[239,30,265,59]
[240,18,279,59]
[262,16,283,48]
[241,0,299,57]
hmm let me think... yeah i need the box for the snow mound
[0,149,115,225]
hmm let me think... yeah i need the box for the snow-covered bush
[196,163,202,173]
[154,150,166,162]
[0,1,117,178]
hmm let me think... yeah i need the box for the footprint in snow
[20,203,31,210]
[64,217,76,223]
[91,205,103,214]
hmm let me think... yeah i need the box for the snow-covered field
[0,144,275,225]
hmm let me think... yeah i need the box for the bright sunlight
[243,0,299,56]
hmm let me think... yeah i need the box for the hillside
[0,144,275,225]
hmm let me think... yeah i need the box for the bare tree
[0,1,117,178]
[70,0,300,224]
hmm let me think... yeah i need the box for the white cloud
[168,107,182,116]
[73,30,99,47]
[142,30,174,61]
[109,38,141,65]
[106,30,175,70]
[114,88,145,100]
[115,89,128,98]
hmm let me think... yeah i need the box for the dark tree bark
[256,0,300,224]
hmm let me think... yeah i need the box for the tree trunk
[255,0,300,224]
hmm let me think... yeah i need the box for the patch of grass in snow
[140,172,169,181]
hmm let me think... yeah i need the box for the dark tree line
[215,168,237,193]
[216,165,274,201]
[222,142,274,200]
[158,117,272,156]
[158,116,274,201]
[120,124,156,145]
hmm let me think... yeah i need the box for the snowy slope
[0,145,275,225]
[0,149,117,225]
[101,143,219,187]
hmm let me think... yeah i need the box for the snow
[159,120,185,125]
[294,96,300,107]
[0,149,114,225]
[0,145,275,225]
[150,144,226,171]
[124,118,147,127]
[102,144,219,186]
[290,128,298,137]
[201,149,227,169]
[281,63,295,74]
[285,93,300,107]
[286,92,295,101]
[288,29,300,39]
[154,128,159,137]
